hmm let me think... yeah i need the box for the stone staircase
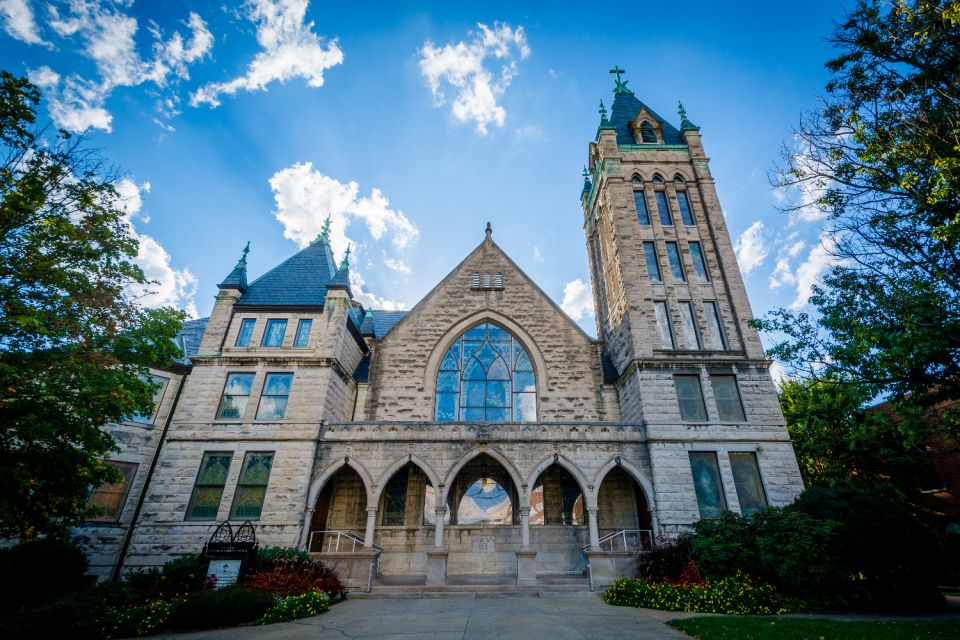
[350,573,593,599]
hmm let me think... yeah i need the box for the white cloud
[560,278,593,321]
[767,234,806,289]
[789,233,836,310]
[190,0,342,107]
[383,257,410,274]
[533,245,543,264]
[418,22,530,134]
[734,220,769,274]
[0,0,48,45]
[33,2,212,132]
[268,162,419,309]
[115,179,198,317]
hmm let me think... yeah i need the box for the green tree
[779,375,936,494]
[755,1,960,429]
[0,71,185,539]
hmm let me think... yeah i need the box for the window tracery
[435,321,537,422]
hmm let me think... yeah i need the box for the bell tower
[581,68,767,419]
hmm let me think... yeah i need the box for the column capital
[366,506,379,516]
[587,506,599,515]
[519,506,531,517]
[435,506,448,516]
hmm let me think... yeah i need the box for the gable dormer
[629,108,663,144]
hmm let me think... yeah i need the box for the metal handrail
[581,529,654,552]
[309,530,382,553]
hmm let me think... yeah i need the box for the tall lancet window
[435,321,537,422]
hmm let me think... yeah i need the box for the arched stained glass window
[435,321,537,422]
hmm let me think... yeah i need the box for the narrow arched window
[435,321,537,422]
[640,121,657,143]
[631,175,643,184]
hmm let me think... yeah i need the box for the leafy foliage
[778,376,941,504]
[246,546,343,598]
[603,573,787,615]
[0,70,185,538]
[636,533,695,583]
[256,588,331,624]
[756,0,960,430]
[164,585,275,632]
[0,538,90,617]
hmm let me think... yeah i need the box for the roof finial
[235,241,250,270]
[581,166,593,194]
[609,65,631,94]
[678,101,688,122]
[315,215,332,245]
[598,100,608,123]
[582,166,589,179]
[485,221,492,239]
[339,244,351,270]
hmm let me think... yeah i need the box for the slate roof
[608,91,685,147]
[359,310,408,339]
[236,240,338,307]
[175,317,208,362]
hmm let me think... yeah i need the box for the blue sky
[1,0,849,350]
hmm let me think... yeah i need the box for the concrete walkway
[157,594,691,640]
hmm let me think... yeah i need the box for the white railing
[309,530,382,553]
[582,529,655,553]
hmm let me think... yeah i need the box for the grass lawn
[667,616,960,640]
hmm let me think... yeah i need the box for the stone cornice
[188,355,355,385]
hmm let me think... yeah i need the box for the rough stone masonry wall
[73,368,186,580]
[122,287,364,571]
[366,238,607,422]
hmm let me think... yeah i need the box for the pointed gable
[236,240,338,307]
[367,229,608,422]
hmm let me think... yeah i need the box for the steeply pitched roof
[236,239,338,307]
[360,310,408,339]
[608,91,685,146]
[174,317,208,362]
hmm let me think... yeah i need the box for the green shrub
[118,554,211,603]
[637,533,694,582]
[257,588,330,624]
[246,547,343,598]
[4,591,107,640]
[104,596,183,638]
[254,546,310,571]
[787,484,944,610]
[165,585,275,631]
[689,511,759,580]
[603,573,786,615]
[0,538,90,616]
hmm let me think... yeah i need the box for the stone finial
[235,241,250,270]
[315,215,332,245]
[485,221,492,239]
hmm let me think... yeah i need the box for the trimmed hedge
[604,572,786,615]
[165,585,275,632]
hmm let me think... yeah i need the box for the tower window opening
[483,273,492,289]
[472,272,481,289]
[495,273,503,289]
[640,121,657,143]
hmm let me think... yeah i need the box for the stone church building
[76,73,805,591]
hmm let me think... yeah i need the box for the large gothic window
[435,321,537,422]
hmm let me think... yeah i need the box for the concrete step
[349,589,596,600]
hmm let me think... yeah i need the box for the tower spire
[339,244,351,271]
[218,241,250,292]
[235,241,250,270]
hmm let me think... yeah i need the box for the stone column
[520,505,531,549]
[363,506,377,548]
[588,507,600,550]
[434,506,447,548]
